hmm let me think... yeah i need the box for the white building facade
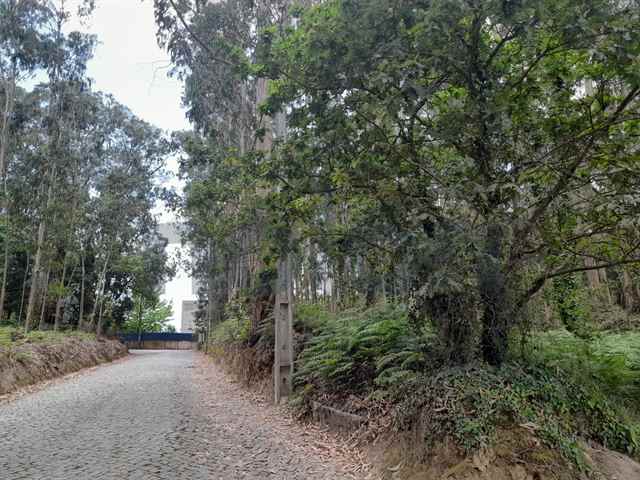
[158,223,198,333]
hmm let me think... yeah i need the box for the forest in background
[0,0,173,337]
[153,0,640,472]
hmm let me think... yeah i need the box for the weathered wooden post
[274,254,294,403]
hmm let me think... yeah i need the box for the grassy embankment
[0,326,128,396]
[0,326,95,347]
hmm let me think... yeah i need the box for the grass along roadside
[0,326,96,348]
[0,326,128,396]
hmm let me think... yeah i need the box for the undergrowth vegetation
[204,289,640,475]
[294,304,430,394]
[207,297,640,467]
[0,326,95,348]
[527,330,640,415]
[205,297,251,349]
[393,364,639,466]
[287,302,640,468]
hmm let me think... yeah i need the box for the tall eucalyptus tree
[0,0,54,321]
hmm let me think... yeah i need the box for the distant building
[181,300,198,333]
[158,223,198,333]
[157,223,181,244]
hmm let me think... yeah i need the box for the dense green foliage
[394,363,639,464]
[295,304,429,393]
[294,303,640,463]
[152,0,640,469]
[156,0,640,364]
[121,300,175,334]
[0,1,173,334]
[529,330,640,411]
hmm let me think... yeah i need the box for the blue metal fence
[119,332,194,343]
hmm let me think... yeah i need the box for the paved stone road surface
[0,350,361,480]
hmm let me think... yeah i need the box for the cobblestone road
[0,350,361,480]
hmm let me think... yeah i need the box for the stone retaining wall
[311,401,367,432]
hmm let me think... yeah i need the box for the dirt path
[0,350,367,480]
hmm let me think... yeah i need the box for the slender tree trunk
[25,229,45,332]
[136,296,144,347]
[0,72,16,322]
[38,265,51,330]
[53,253,70,330]
[78,250,86,330]
[18,252,30,325]
[96,297,105,336]
[24,163,57,333]
[89,254,109,331]
[0,234,8,322]
[621,269,637,312]
[206,241,215,351]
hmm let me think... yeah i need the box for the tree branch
[167,0,237,68]
[517,257,640,311]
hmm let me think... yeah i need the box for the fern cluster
[294,303,431,394]
[528,330,640,412]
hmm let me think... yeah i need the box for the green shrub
[393,362,640,466]
[209,317,251,345]
[294,303,333,334]
[295,303,431,394]
[0,327,95,347]
[0,326,14,346]
[551,275,594,337]
[527,329,640,413]
[209,297,251,346]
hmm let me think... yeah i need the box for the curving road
[0,350,357,480]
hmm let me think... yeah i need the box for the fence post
[274,254,294,404]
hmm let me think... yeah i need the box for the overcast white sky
[60,0,191,226]
[68,0,189,133]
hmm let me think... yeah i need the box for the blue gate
[119,332,195,350]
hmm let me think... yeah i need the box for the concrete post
[274,254,294,404]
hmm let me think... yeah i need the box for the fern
[295,303,430,393]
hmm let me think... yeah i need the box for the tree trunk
[0,235,8,322]
[598,267,612,304]
[206,241,216,351]
[24,164,57,333]
[89,253,110,331]
[96,297,105,336]
[136,297,144,347]
[0,71,16,322]
[53,253,70,330]
[17,252,30,325]
[78,250,86,330]
[479,224,509,366]
[621,269,637,312]
[584,257,600,289]
[309,242,317,303]
[38,266,51,330]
